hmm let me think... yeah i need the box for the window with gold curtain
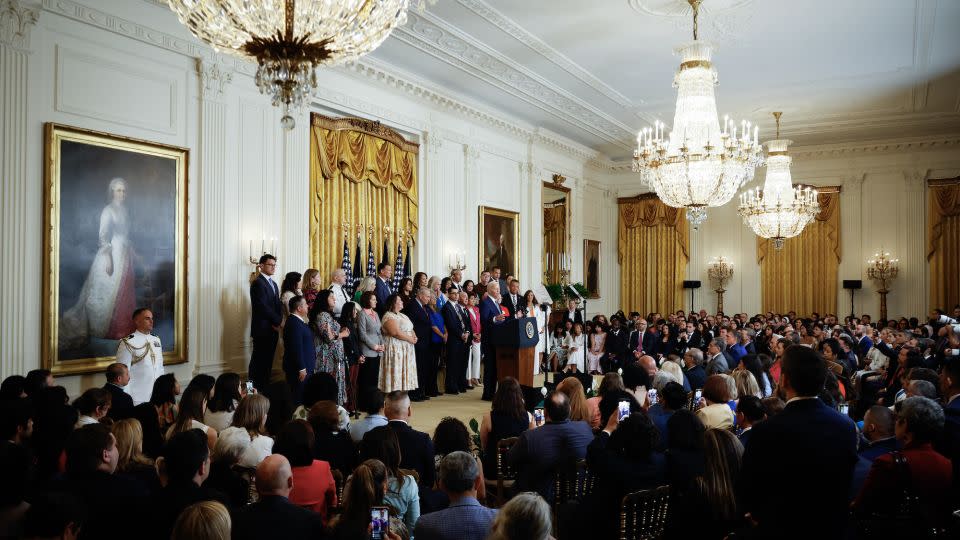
[757,187,841,316]
[309,113,419,277]
[543,203,566,284]
[617,194,688,314]
[928,177,960,311]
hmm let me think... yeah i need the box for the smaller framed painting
[584,239,600,299]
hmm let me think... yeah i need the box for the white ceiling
[369,0,960,160]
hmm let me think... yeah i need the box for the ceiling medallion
[167,0,422,130]
[632,0,763,229]
[738,112,820,249]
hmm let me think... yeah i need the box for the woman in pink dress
[586,323,607,375]
[466,291,483,388]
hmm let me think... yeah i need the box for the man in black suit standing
[480,281,508,400]
[564,298,584,326]
[501,279,524,317]
[374,263,393,317]
[604,317,628,372]
[283,295,314,406]
[442,286,470,395]
[232,455,324,540]
[404,287,435,400]
[739,345,857,539]
[103,363,134,421]
[383,391,435,489]
[249,254,282,392]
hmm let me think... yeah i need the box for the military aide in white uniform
[114,308,164,405]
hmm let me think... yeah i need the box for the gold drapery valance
[310,113,419,276]
[543,203,566,284]
[617,194,689,314]
[927,177,960,310]
[757,187,841,316]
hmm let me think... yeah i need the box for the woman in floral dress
[380,294,418,392]
[309,289,350,405]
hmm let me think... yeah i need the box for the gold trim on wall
[42,123,189,375]
[927,177,960,310]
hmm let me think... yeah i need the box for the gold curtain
[617,194,689,314]
[928,178,960,310]
[543,203,566,283]
[757,187,841,316]
[309,113,419,277]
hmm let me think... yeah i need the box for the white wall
[602,142,960,319]
[0,0,598,391]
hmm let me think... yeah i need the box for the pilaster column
[422,130,444,273]
[839,173,865,315]
[196,59,233,375]
[901,169,927,317]
[1,0,39,378]
[524,161,544,288]
[464,145,480,272]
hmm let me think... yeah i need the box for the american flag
[340,237,354,296]
[366,236,376,278]
[392,237,404,291]
[352,234,363,292]
[402,238,411,284]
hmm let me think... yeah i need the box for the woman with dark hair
[479,377,533,477]
[357,291,384,395]
[736,354,772,398]
[462,279,475,295]
[664,409,706,489]
[412,272,428,291]
[293,372,350,429]
[204,372,242,432]
[308,400,358,478]
[73,388,111,428]
[359,426,420,532]
[585,319,606,376]
[656,324,680,359]
[380,294,418,393]
[769,337,791,386]
[328,459,389,540]
[466,291,483,387]
[429,417,487,503]
[397,277,414,306]
[184,373,215,400]
[668,428,744,539]
[32,386,78,482]
[340,302,362,414]
[310,288,350,406]
[696,321,713,351]
[166,386,217,449]
[584,411,665,539]
[280,271,302,318]
[0,375,26,399]
[273,419,337,522]
[697,375,734,430]
[301,268,321,310]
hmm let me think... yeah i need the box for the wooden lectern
[491,317,540,387]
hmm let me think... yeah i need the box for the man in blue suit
[404,287,434,400]
[856,324,874,359]
[374,263,393,316]
[413,451,498,540]
[935,357,960,501]
[628,319,658,358]
[442,286,470,394]
[249,254,282,391]
[739,345,858,539]
[479,281,507,400]
[506,391,593,500]
[283,295,314,405]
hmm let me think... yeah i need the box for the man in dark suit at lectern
[249,254,282,392]
[480,281,508,401]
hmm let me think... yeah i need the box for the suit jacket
[740,398,857,539]
[413,497,498,540]
[231,495,325,540]
[479,296,506,347]
[356,310,383,358]
[442,301,469,348]
[104,382,134,420]
[283,315,315,378]
[250,274,282,337]
[857,335,874,359]
[683,364,707,390]
[506,419,594,499]
[387,420,435,488]
[628,330,658,356]
[706,353,729,375]
[857,436,898,462]
[374,277,392,315]
[501,292,524,317]
[854,443,954,526]
[565,309,584,326]
[605,328,628,360]
[403,300,433,350]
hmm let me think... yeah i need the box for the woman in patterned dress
[309,289,350,405]
[379,294,418,392]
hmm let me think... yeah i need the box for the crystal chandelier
[168,0,413,129]
[632,0,764,229]
[738,112,820,250]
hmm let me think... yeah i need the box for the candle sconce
[248,236,277,266]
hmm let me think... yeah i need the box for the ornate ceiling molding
[627,0,756,45]
[454,0,636,108]
[393,10,637,152]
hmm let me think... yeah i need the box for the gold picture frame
[42,123,189,375]
[584,239,601,299]
[478,206,520,277]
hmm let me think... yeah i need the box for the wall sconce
[447,250,466,273]
[248,236,277,266]
[867,249,898,320]
[707,256,734,313]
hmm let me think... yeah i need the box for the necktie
[271,279,278,297]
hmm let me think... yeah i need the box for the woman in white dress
[60,178,136,349]
[521,290,547,376]
[379,294,419,392]
[564,322,586,373]
[586,323,607,375]
[548,324,569,373]
[231,393,273,468]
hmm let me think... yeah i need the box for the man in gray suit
[706,337,730,375]
[413,451,497,540]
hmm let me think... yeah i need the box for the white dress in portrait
[60,190,136,349]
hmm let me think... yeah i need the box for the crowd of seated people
[1,305,960,539]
